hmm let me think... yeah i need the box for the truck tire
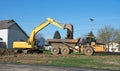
[83,46,93,56]
[61,47,70,55]
[51,47,60,55]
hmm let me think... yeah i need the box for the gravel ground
[0,63,117,71]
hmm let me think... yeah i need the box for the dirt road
[0,63,117,71]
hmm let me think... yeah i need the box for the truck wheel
[61,47,70,55]
[51,47,60,55]
[83,46,93,56]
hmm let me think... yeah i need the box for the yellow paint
[13,18,64,49]
[13,42,33,49]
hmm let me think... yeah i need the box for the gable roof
[0,20,15,29]
[0,20,29,38]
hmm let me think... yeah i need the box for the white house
[0,20,29,48]
[106,42,120,52]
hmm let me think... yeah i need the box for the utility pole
[89,18,94,31]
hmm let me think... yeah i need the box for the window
[0,38,3,42]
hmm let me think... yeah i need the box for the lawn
[0,51,120,70]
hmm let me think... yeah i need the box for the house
[106,42,120,52]
[0,20,29,48]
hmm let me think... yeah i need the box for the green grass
[49,55,120,70]
[0,51,120,70]
[43,51,120,70]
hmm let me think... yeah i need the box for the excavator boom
[13,18,65,49]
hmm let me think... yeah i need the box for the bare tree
[114,29,120,43]
[97,25,115,44]
[114,29,120,51]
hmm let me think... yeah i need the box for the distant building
[106,42,120,52]
[0,20,28,48]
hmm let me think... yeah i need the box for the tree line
[96,25,120,44]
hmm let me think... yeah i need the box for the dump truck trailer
[47,38,80,55]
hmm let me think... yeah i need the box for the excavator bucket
[64,24,73,39]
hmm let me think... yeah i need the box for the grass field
[0,51,120,70]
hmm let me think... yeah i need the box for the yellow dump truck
[47,36,106,56]
[47,24,106,56]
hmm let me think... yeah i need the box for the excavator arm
[28,18,64,46]
[13,18,65,49]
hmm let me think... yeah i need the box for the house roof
[0,20,29,38]
[0,20,15,29]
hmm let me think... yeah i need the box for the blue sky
[0,0,120,39]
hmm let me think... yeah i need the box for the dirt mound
[0,48,14,55]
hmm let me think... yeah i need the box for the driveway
[0,63,117,71]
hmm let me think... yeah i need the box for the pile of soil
[0,48,14,55]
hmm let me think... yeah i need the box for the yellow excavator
[13,18,67,51]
